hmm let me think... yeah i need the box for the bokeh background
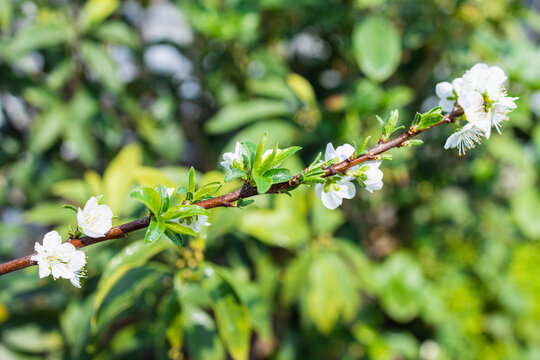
[1,0,540,359]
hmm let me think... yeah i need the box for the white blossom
[324,142,356,163]
[220,142,248,171]
[30,231,86,287]
[315,180,356,210]
[315,142,383,210]
[436,63,517,154]
[178,215,211,233]
[443,123,484,156]
[77,197,113,238]
[360,160,384,193]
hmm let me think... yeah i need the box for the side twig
[0,106,463,276]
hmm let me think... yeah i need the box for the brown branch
[0,106,463,277]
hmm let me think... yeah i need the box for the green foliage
[1,1,540,359]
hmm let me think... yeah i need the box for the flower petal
[42,231,62,250]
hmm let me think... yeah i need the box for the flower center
[482,91,494,112]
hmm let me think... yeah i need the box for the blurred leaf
[374,251,425,322]
[2,23,73,59]
[80,40,122,92]
[512,188,540,240]
[3,325,63,353]
[205,100,291,134]
[80,0,119,30]
[203,266,251,360]
[93,20,138,48]
[104,143,142,213]
[287,73,316,103]
[0,0,12,31]
[28,105,66,154]
[92,239,172,327]
[352,15,401,82]
[183,305,226,360]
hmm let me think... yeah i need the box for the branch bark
[0,106,463,276]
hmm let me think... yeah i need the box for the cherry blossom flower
[77,197,113,238]
[31,231,86,287]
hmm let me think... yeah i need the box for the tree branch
[0,106,463,276]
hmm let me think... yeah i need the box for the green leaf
[92,239,172,327]
[29,105,67,154]
[62,205,78,213]
[80,40,122,93]
[177,185,188,195]
[183,305,226,360]
[385,109,399,135]
[417,110,443,130]
[2,23,74,59]
[205,100,291,135]
[164,221,198,237]
[203,266,251,360]
[253,174,272,194]
[79,0,119,30]
[357,136,371,153]
[252,133,268,175]
[263,168,293,183]
[164,228,184,247]
[194,182,222,202]
[130,186,161,216]
[0,0,12,31]
[272,146,302,166]
[188,167,196,193]
[156,184,171,214]
[224,168,248,183]
[352,15,401,82]
[161,205,208,222]
[145,216,165,244]
[92,20,138,48]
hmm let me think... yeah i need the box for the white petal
[70,276,81,288]
[334,144,355,161]
[321,189,342,210]
[335,181,356,199]
[42,231,62,250]
[314,183,324,199]
[83,197,99,212]
[324,143,337,162]
[435,81,453,99]
[365,181,383,193]
[38,263,51,278]
[51,263,73,279]
[68,251,86,271]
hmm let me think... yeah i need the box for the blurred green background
[1,0,540,359]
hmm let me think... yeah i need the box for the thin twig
[0,106,463,276]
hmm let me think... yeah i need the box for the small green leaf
[130,186,162,216]
[63,205,78,213]
[237,199,254,208]
[272,146,302,166]
[385,109,399,135]
[177,186,188,195]
[79,0,119,30]
[188,167,196,193]
[308,152,323,168]
[253,174,272,194]
[224,168,248,183]
[145,217,165,244]
[156,184,171,215]
[164,221,198,237]
[376,115,385,128]
[264,168,293,183]
[357,136,371,153]
[252,133,268,175]
[161,205,208,222]
[164,229,184,247]
[417,113,443,130]
[193,182,222,202]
